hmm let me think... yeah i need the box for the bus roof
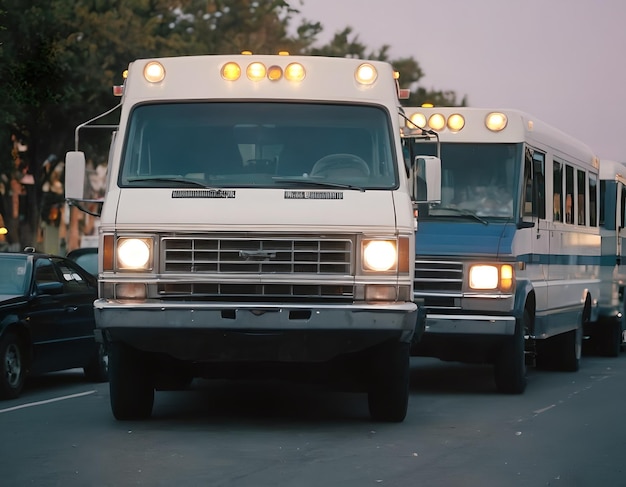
[402,106,597,168]
[120,54,401,107]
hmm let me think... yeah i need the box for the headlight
[469,265,498,289]
[117,238,153,270]
[469,264,514,291]
[363,240,397,272]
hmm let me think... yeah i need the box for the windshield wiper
[126,177,216,188]
[273,177,365,192]
[429,205,489,225]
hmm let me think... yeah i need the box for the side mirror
[65,151,87,200]
[411,156,441,203]
[36,281,64,295]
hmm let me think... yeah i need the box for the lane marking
[0,390,95,414]
[533,404,557,415]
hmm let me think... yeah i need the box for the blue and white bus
[591,160,626,356]
[402,107,601,393]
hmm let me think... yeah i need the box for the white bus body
[592,160,626,355]
[402,107,600,393]
[65,55,431,422]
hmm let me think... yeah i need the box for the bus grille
[414,259,464,309]
[157,282,353,301]
[162,237,352,274]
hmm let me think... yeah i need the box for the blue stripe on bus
[415,221,515,256]
[415,221,603,265]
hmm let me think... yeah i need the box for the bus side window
[589,172,597,227]
[553,161,563,222]
[523,149,545,219]
[565,165,575,224]
[577,169,587,225]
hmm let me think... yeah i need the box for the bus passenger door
[522,148,549,323]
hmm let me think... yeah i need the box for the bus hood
[415,221,516,257]
[112,188,409,231]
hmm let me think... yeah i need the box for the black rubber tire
[558,326,582,372]
[599,319,622,357]
[494,310,528,394]
[84,343,109,382]
[108,342,154,420]
[0,332,26,400]
[367,341,410,422]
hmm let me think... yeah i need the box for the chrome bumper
[424,313,516,336]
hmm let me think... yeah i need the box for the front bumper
[424,313,516,336]
[94,299,417,362]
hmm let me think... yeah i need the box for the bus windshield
[409,141,522,219]
[120,102,398,190]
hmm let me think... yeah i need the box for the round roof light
[246,62,266,81]
[408,113,427,129]
[143,61,165,83]
[355,63,377,85]
[447,114,465,132]
[267,65,283,81]
[285,63,305,81]
[486,112,508,132]
[221,62,241,81]
[428,113,446,131]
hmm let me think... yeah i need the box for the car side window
[54,260,94,293]
[34,259,60,285]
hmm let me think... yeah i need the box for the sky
[292,0,626,163]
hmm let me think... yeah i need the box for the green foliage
[0,0,465,173]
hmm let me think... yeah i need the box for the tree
[0,0,465,250]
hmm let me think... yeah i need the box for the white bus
[591,160,626,355]
[402,107,601,393]
[65,54,438,422]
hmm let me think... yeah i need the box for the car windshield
[71,253,97,276]
[406,141,522,219]
[0,255,30,296]
[120,102,398,190]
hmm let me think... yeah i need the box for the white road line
[533,404,557,415]
[0,390,95,414]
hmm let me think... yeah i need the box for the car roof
[66,247,98,257]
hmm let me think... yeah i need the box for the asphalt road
[2,350,626,487]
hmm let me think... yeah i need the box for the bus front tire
[494,311,528,394]
[109,342,155,420]
[367,341,410,422]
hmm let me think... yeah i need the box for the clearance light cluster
[221,60,306,82]
[136,58,380,88]
[406,110,509,133]
[469,264,514,292]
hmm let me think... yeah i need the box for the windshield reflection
[410,142,521,219]
[120,103,398,190]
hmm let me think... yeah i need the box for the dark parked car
[0,248,107,399]
[66,247,98,277]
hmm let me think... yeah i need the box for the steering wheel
[310,153,370,177]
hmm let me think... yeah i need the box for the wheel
[84,342,109,383]
[494,310,528,394]
[0,332,26,399]
[557,326,582,372]
[367,341,410,422]
[599,319,622,357]
[108,342,154,420]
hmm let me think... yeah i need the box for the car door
[28,257,97,374]
[51,257,99,368]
